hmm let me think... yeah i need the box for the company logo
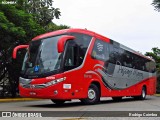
[30,85,35,89]
[2,112,11,117]
[97,43,103,51]
[1,112,42,117]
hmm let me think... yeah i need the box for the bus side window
[64,33,92,71]
[105,43,109,61]
[64,41,78,71]
[148,61,156,73]
[70,33,92,66]
[151,62,156,73]
[91,39,106,61]
[108,45,115,64]
[123,51,133,68]
[108,44,120,64]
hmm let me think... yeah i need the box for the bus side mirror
[57,35,75,53]
[13,45,29,59]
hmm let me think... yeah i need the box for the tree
[0,1,69,97]
[145,47,160,93]
[0,4,45,58]
[145,47,160,72]
[152,0,160,11]
[46,22,70,32]
[16,0,61,27]
[0,4,45,97]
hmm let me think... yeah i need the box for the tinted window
[64,41,78,68]
[108,44,121,64]
[91,39,109,61]
[21,35,64,78]
[64,33,92,71]
[91,39,156,73]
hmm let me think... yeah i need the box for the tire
[134,87,146,100]
[51,99,65,105]
[140,87,147,100]
[81,84,100,105]
[112,97,122,101]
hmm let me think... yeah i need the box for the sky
[53,0,160,54]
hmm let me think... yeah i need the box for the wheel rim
[142,89,146,98]
[88,89,96,100]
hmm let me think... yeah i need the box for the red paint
[13,45,28,59]
[57,35,75,53]
[16,29,156,101]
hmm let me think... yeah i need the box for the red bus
[13,29,157,104]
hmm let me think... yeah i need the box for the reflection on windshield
[22,35,63,76]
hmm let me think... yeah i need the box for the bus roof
[32,28,154,62]
[32,28,110,41]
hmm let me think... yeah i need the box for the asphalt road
[0,96,160,119]
[1,96,160,111]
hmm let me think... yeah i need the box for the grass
[155,94,160,96]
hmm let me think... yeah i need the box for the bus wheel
[139,87,146,100]
[51,99,65,105]
[81,84,100,105]
[112,97,122,101]
[134,87,146,100]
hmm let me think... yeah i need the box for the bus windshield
[21,35,64,77]
[21,33,92,78]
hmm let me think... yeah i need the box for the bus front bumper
[19,83,70,99]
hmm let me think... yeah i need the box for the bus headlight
[45,77,66,87]
[19,77,32,87]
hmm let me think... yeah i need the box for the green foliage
[145,47,160,72]
[0,12,22,35]
[145,47,160,93]
[46,23,70,32]
[152,0,160,11]
[0,4,45,49]
[15,0,61,27]
[0,4,45,97]
[0,1,70,97]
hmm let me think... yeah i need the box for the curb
[1,94,159,102]
[0,98,42,102]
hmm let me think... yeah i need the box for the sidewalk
[0,97,42,102]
